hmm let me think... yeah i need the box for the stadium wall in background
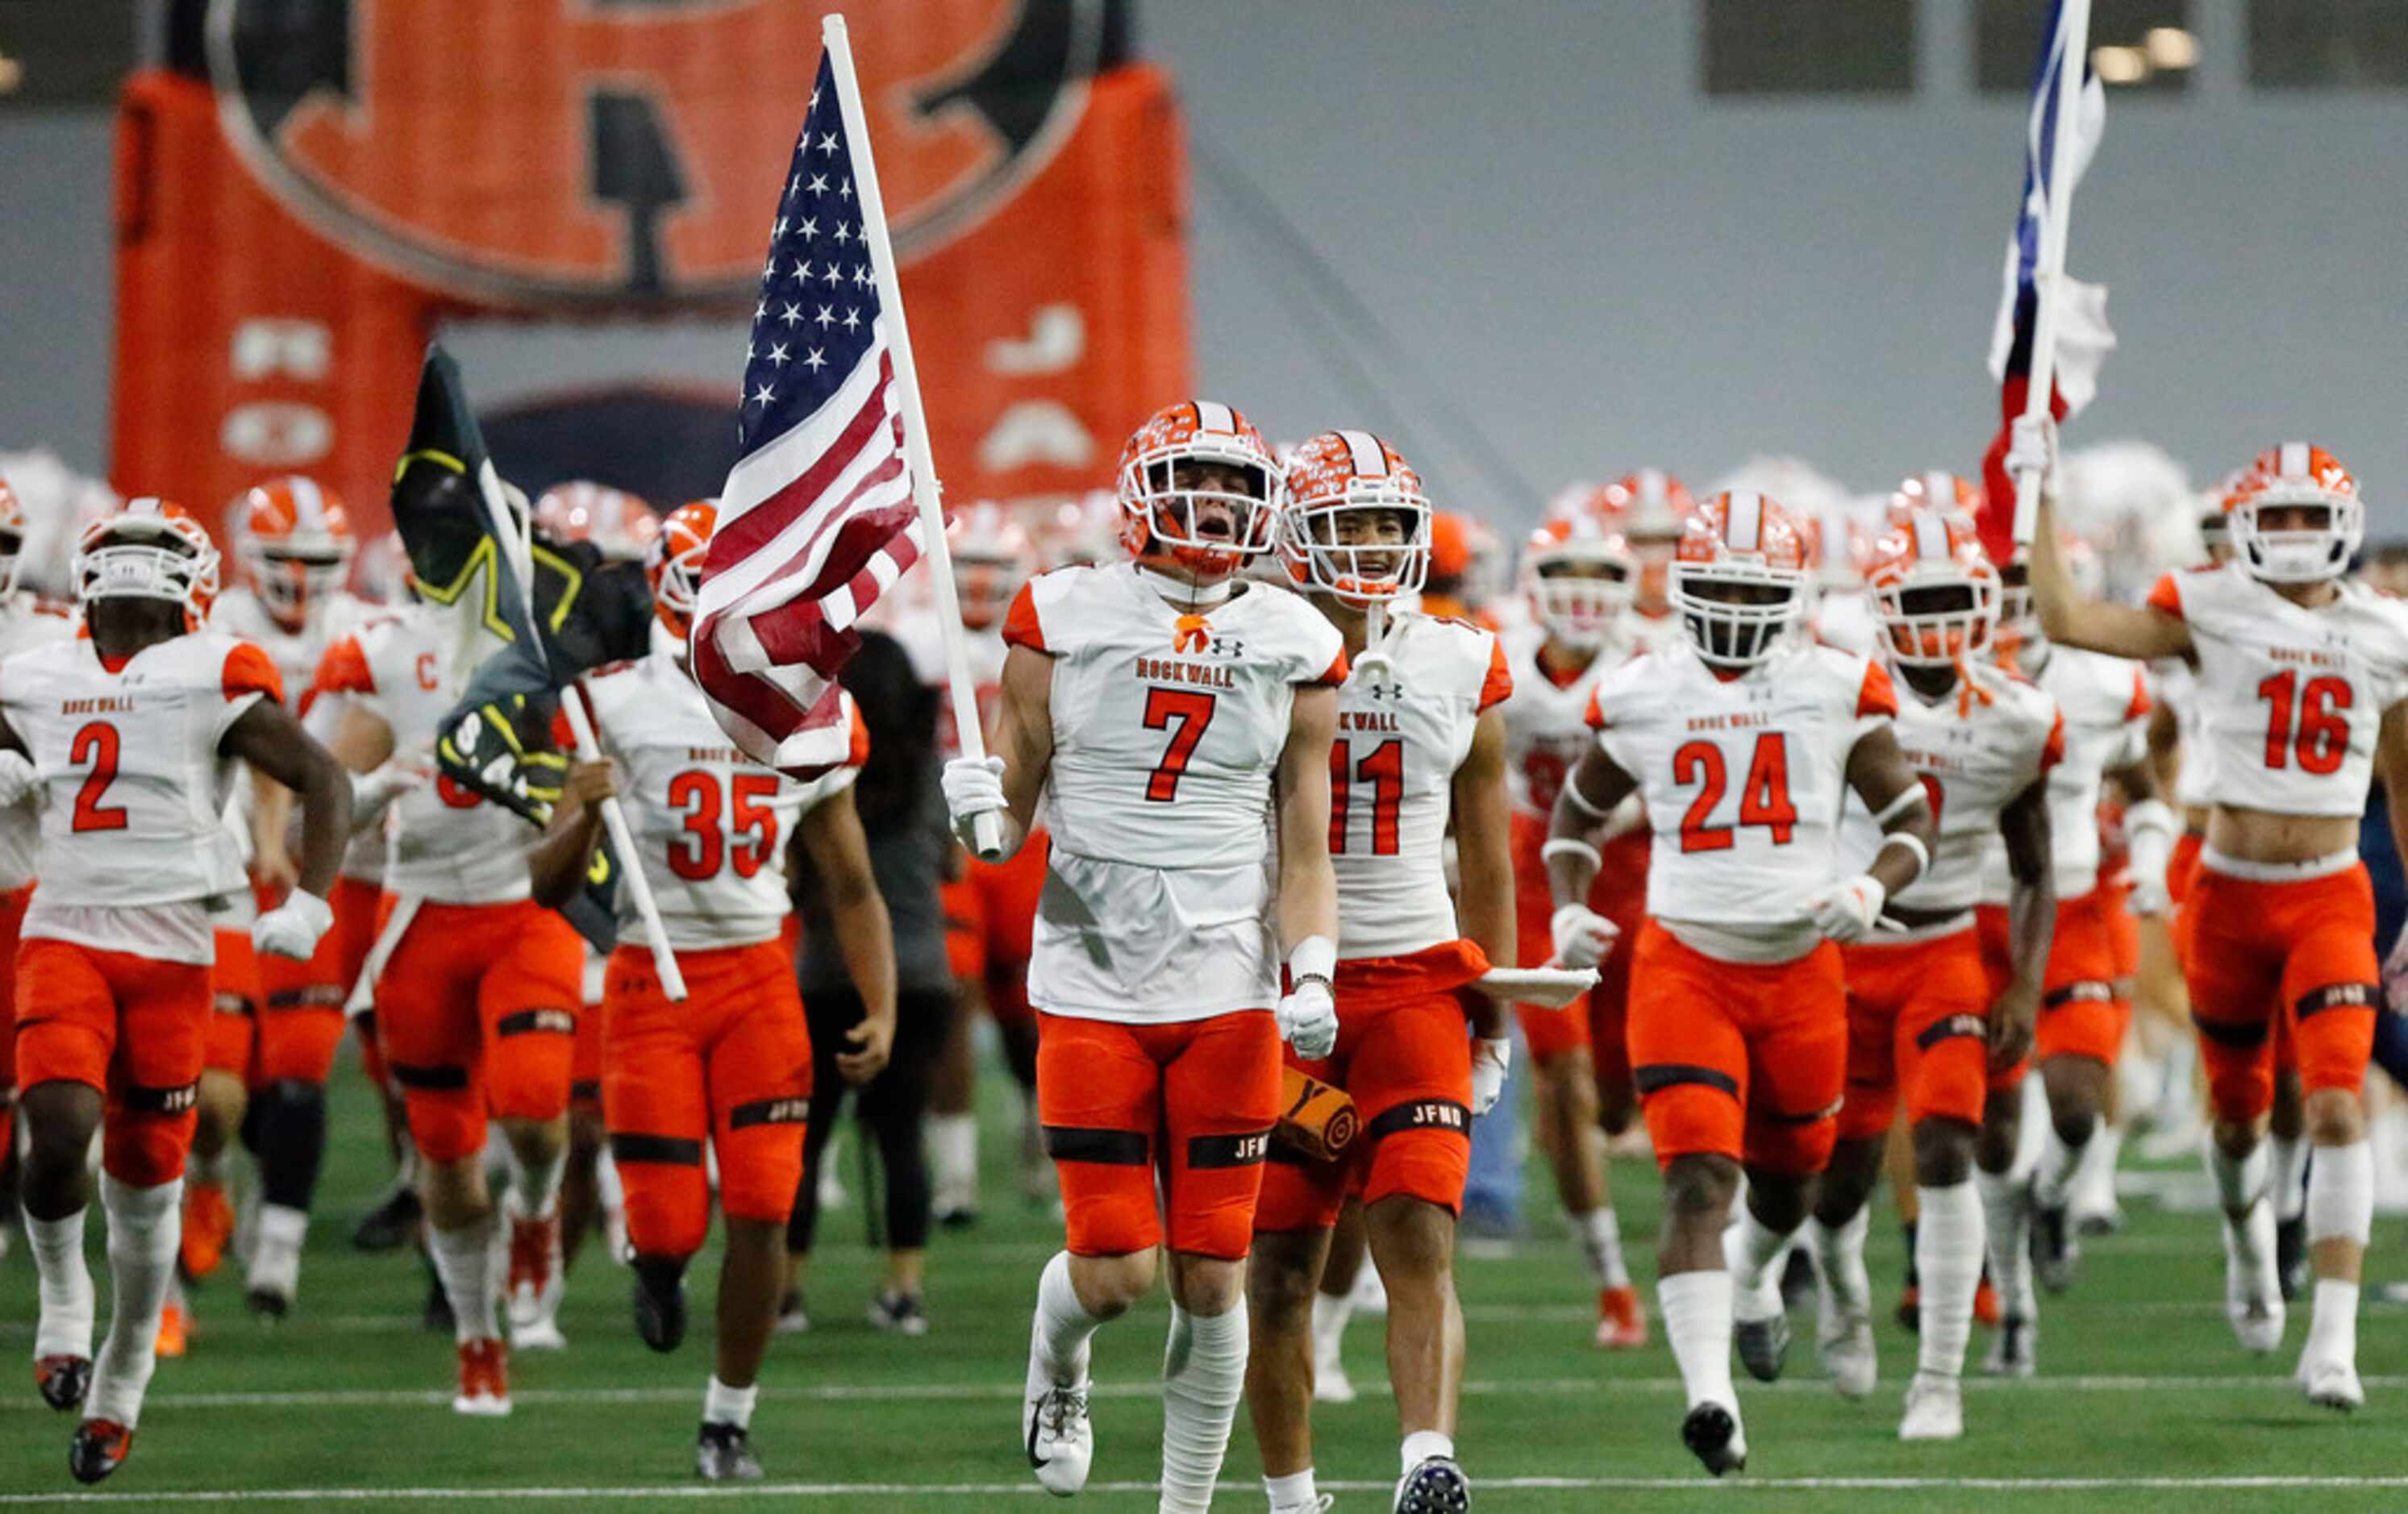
[2,2,2403,533]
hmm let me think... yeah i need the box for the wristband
[1874,785,1928,825]
[1540,838,1603,870]
[1288,934,1337,986]
[2123,797,2177,842]
[1877,830,1929,879]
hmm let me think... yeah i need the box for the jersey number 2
[1142,688,1217,802]
[69,721,128,834]
[1672,734,1796,853]
[1328,738,1403,855]
[665,771,781,880]
[2257,670,2351,776]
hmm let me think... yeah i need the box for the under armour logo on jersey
[1208,633,1245,658]
[1362,680,1405,701]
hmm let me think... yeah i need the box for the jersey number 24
[1672,733,1796,854]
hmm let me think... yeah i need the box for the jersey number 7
[1142,688,1217,802]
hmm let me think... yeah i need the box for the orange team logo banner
[113,0,1188,539]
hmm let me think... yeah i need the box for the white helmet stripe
[1194,399,1236,435]
[1923,471,1952,506]
[1912,512,1949,560]
[2279,441,2310,479]
[290,476,327,530]
[1636,468,1668,505]
[1726,491,1762,552]
[1339,430,1388,478]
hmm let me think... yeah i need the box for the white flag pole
[2011,0,2093,546]
[824,13,1006,861]
[476,460,689,1001]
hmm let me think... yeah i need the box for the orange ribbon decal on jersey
[1173,614,1210,654]
[1956,653,1997,717]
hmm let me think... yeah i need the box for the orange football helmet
[1670,491,1808,671]
[1522,511,1635,651]
[1114,401,1281,579]
[1806,504,1873,593]
[229,476,354,630]
[646,499,716,643]
[1866,510,2000,671]
[76,497,220,622]
[0,477,24,595]
[2223,442,2361,584]
[535,480,660,562]
[1600,469,1692,613]
[950,501,1039,630]
[1279,430,1431,606]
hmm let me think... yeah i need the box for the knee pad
[485,1013,574,1124]
[1639,1079,1743,1169]
[102,1101,198,1188]
[254,1080,330,1211]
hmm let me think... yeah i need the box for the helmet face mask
[646,500,718,646]
[75,502,221,624]
[1127,452,1279,577]
[2225,443,2363,586]
[1531,555,1631,650]
[1671,492,1807,672]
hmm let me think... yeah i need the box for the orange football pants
[602,940,812,1260]
[944,830,1048,1029]
[2180,863,2377,1124]
[1509,813,1646,1073]
[206,925,260,1081]
[1626,921,1846,1175]
[1036,1008,1281,1261]
[15,937,211,1185]
[373,898,582,1164]
[1837,930,1991,1142]
[1973,886,2133,1086]
[254,875,381,1089]
[1256,942,1485,1232]
[2168,834,2297,1076]
[0,884,28,1158]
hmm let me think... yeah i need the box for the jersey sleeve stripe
[2144,573,2185,620]
[1309,647,1350,687]
[1477,638,1514,713]
[1856,659,1899,720]
[223,640,285,704]
[312,635,376,697]
[2124,668,2153,723]
[1002,581,1047,653]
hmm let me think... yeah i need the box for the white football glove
[1550,904,1619,971]
[1278,935,1340,1061]
[1470,1037,1512,1118]
[252,889,335,962]
[1806,875,1888,942]
[0,751,36,809]
[2006,413,2057,484]
[940,755,1007,847]
[349,763,428,834]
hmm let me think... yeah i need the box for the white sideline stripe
[8,1474,2408,1504]
[6,1374,2398,1413]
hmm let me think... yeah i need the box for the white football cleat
[1022,1329,1093,1496]
[1898,1371,1964,1441]
[2223,1203,2285,1354]
[2298,1351,2365,1412]
[1817,1308,1877,1400]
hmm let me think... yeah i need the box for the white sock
[1400,1429,1455,1471]
[1656,1270,1738,1412]
[1914,1182,1984,1380]
[1807,1207,1870,1317]
[1034,1250,1102,1387]
[1264,1467,1318,1512]
[2073,1124,2124,1214]
[428,1213,501,1342]
[1310,1287,1354,1360]
[247,1202,309,1294]
[508,1146,566,1217]
[1573,1207,1630,1288]
[2305,1279,2360,1367]
[1974,1167,2035,1320]
[1159,1300,1248,1514]
[2271,1133,2311,1223]
[702,1374,759,1429]
[2306,1140,2373,1248]
[87,1175,181,1429]
[930,1113,979,1208]
[1723,1202,1794,1312]
[27,1207,96,1360]
[2206,1140,2269,1216]
[2031,1117,2092,1210]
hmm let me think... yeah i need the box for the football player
[1499,507,1649,1348]
[2027,426,2402,1410]
[6,500,352,1481]
[1805,511,2060,1439]
[527,498,893,1479]
[1548,491,1934,1475]
[1244,430,1516,1514]
[943,401,1344,1510]
[1598,469,1693,651]
[0,480,73,1199]
[313,497,587,1414]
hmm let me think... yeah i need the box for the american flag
[1979,0,2113,560]
[691,48,923,776]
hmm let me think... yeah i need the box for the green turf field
[5,1054,2406,1511]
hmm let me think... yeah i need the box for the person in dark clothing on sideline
[785,629,956,1334]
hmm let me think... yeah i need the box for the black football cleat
[35,1355,92,1413]
[2031,1202,2078,1294]
[2276,1214,2308,1304]
[69,1418,133,1483]
[633,1258,688,1353]
[697,1420,764,1481]
[1733,1313,1790,1383]
[352,1183,423,1254]
[1394,1453,1472,1512]
[1681,1402,1745,1477]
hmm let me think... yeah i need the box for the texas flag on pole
[1980,0,2115,561]
[690,45,924,776]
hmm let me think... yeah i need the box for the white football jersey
[210,585,376,699]
[1977,643,2149,902]
[2,632,276,934]
[1811,591,1880,658]
[1005,563,1346,1021]
[1499,626,1623,825]
[317,605,533,905]
[2148,564,2408,819]
[1840,661,2060,916]
[1331,612,1511,959]
[1590,640,1893,958]
[579,651,858,950]
[0,595,76,891]
[2152,655,2214,811]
